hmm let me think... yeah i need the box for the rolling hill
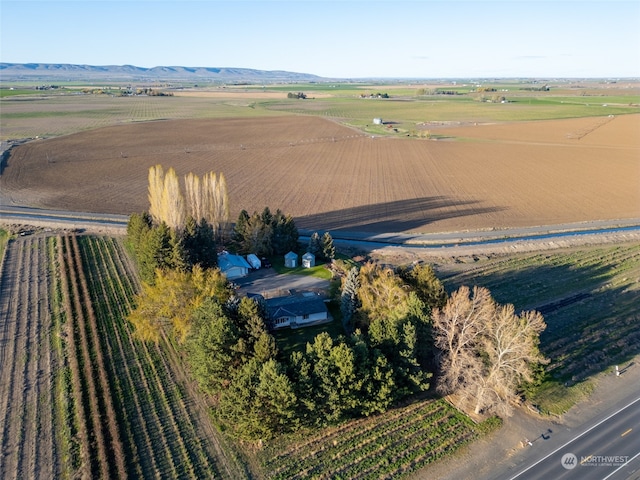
[0,62,325,83]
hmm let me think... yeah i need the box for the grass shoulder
[0,228,9,258]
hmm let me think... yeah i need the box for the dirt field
[0,235,58,480]
[0,233,241,479]
[1,114,638,234]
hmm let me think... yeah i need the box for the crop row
[75,235,224,479]
[263,398,481,480]
[57,235,127,479]
[0,235,64,480]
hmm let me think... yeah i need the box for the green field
[258,397,501,480]
[2,80,638,141]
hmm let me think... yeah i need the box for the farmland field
[1,80,639,479]
[0,233,244,479]
[259,397,499,480]
[0,231,502,479]
[1,113,639,235]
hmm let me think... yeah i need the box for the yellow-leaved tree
[128,265,234,344]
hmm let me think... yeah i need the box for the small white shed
[284,251,298,268]
[373,117,383,125]
[302,252,316,268]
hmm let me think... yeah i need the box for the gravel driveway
[234,268,330,298]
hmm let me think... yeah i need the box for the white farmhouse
[266,292,329,329]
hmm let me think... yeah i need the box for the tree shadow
[295,196,506,234]
[439,250,640,385]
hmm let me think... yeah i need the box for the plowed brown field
[2,114,638,233]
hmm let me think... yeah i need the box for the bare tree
[148,164,165,225]
[433,286,547,416]
[184,172,204,222]
[202,171,229,241]
[148,165,228,237]
[161,167,185,231]
[214,172,230,240]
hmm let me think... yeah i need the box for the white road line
[509,395,640,479]
[601,450,640,480]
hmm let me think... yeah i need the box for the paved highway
[2,205,640,250]
[501,394,640,480]
[0,205,129,228]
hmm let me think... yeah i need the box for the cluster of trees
[148,165,229,240]
[127,233,547,439]
[184,262,445,439]
[126,165,227,283]
[433,285,548,415]
[359,92,390,99]
[307,231,335,262]
[128,266,234,343]
[287,92,307,99]
[231,207,299,256]
[124,165,547,438]
[127,212,218,284]
[128,258,446,440]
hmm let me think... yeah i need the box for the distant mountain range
[0,63,326,83]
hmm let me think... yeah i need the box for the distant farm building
[218,253,251,279]
[302,252,316,268]
[266,292,329,329]
[284,251,298,268]
[373,118,383,125]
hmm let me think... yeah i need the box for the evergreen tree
[169,229,188,272]
[260,206,273,226]
[321,231,336,261]
[308,232,322,257]
[186,298,241,395]
[193,219,217,268]
[218,359,298,440]
[232,209,250,250]
[272,209,299,255]
[126,212,152,252]
[340,266,360,333]
[288,351,316,424]
[137,222,173,284]
[243,212,273,256]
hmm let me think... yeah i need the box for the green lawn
[274,316,346,358]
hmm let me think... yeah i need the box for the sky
[2,0,639,78]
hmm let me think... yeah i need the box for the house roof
[218,253,251,271]
[302,252,315,259]
[284,251,298,259]
[266,292,327,318]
